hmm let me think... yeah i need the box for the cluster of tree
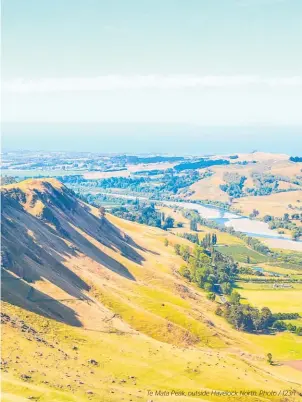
[220,174,246,198]
[175,243,238,294]
[178,231,218,247]
[219,170,300,199]
[59,175,90,184]
[246,173,280,196]
[97,177,151,191]
[189,219,198,231]
[217,302,273,333]
[177,198,232,213]
[75,192,130,209]
[272,312,300,320]
[201,233,217,248]
[237,160,257,165]
[162,215,175,230]
[216,292,301,334]
[272,321,302,335]
[111,203,174,230]
[262,213,302,241]
[124,155,185,164]
[249,209,260,218]
[66,170,202,198]
[289,212,302,219]
[109,155,185,165]
[179,232,200,244]
[239,266,255,275]
[174,158,230,172]
[199,169,214,180]
[62,175,159,194]
[265,213,292,226]
[262,214,272,223]
[132,169,163,176]
[289,156,302,163]
[157,171,200,194]
[292,228,302,241]
[246,173,302,196]
[268,173,302,187]
[245,236,271,255]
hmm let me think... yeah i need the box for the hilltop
[1,179,302,401]
[188,154,302,218]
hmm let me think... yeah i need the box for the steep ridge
[1,179,145,330]
[1,179,302,401]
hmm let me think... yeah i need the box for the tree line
[216,292,302,335]
[111,203,176,230]
[289,156,302,163]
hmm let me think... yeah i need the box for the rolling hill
[188,155,302,218]
[1,178,302,402]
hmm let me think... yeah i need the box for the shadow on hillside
[124,232,160,257]
[3,183,157,264]
[35,213,137,280]
[58,220,136,280]
[2,198,136,296]
[68,210,148,264]
[51,189,155,262]
[1,182,144,325]
[98,218,160,258]
[1,269,82,327]
[1,213,92,298]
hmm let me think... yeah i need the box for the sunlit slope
[188,156,302,218]
[1,179,301,401]
[3,302,301,402]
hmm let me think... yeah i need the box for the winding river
[163,200,302,252]
[93,193,302,252]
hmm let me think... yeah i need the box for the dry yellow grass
[235,152,289,162]
[188,160,273,202]
[189,174,228,201]
[1,178,302,401]
[233,190,302,218]
[186,157,302,218]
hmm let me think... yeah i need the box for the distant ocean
[2,123,301,155]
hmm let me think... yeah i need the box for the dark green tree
[211,233,217,245]
[174,244,181,255]
[229,291,241,304]
[190,219,198,231]
[163,216,174,230]
[267,353,273,365]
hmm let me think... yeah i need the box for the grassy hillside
[233,190,302,219]
[188,155,302,218]
[1,179,302,401]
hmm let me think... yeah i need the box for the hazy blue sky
[2,0,302,152]
[2,123,301,155]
